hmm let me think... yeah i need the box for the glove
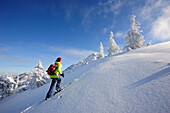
[60,73,64,78]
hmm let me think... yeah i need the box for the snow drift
[0,41,170,113]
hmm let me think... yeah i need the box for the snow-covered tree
[108,31,120,55]
[30,60,49,88]
[30,71,46,88]
[14,75,19,89]
[0,76,16,100]
[123,15,145,51]
[146,40,152,46]
[99,42,104,58]
[35,60,44,70]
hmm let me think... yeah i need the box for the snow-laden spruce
[16,60,49,90]
[108,31,120,55]
[123,15,145,51]
[0,75,16,100]
[99,42,104,58]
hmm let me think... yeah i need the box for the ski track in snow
[0,41,170,113]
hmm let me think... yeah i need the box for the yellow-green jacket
[50,61,62,78]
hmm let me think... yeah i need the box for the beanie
[56,57,62,62]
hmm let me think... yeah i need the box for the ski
[45,82,71,100]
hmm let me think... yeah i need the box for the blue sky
[0,0,170,75]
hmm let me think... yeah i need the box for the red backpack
[47,64,57,75]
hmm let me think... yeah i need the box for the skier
[45,57,64,100]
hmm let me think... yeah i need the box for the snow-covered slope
[0,42,170,113]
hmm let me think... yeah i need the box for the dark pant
[46,78,61,98]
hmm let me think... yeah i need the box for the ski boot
[54,87,63,95]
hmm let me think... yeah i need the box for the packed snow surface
[0,42,170,113]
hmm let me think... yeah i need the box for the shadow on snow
[125,63,170,89]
